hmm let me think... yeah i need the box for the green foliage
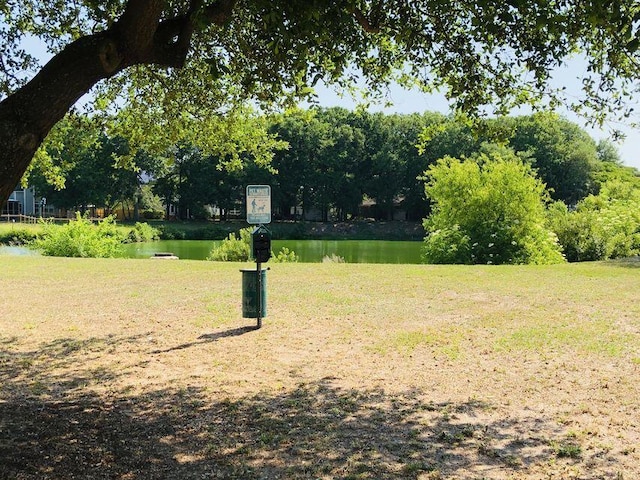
[207,227,299,262]
[271,247,299,263]
[207,228,252,262]
[418,113,602,206]
[551,440,582,459]
[25,114,98,190]
[3,0,640,125]
[422,151,565,265]
[33,214,124,258]
[2,0,640,215]
[0,227,38,246]
[547,202,607,262]
[125,222,160,243]
[137,184,165,220]
[141,210,164,220]
[547,174,640,261]
[507,113,599,204]
[25,108,626,228]
[158,225,187,240]
[420,225,472,265]
[156,223,238,241]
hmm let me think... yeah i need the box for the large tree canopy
[1,0,639,208]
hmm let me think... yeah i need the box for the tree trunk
[0,0,237,210]
[0,31,129,209]
[134,198,140,222]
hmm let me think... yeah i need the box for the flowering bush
[422,151,564,265]
[547,177,640,261]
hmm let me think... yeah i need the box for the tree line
[2,1,639,211]
[29,107,634,224]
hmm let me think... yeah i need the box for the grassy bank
[147,219,424,241]
[1,219,424,245]
[1,257,639,478]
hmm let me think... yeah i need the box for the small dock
[151,252,179,260]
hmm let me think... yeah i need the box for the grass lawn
[1,256,639,479]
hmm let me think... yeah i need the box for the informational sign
[246,185,271,224]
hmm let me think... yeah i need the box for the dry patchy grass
[0,256,639,479]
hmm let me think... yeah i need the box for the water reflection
[121,240,422,264]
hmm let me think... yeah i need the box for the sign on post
[246,185,271,224]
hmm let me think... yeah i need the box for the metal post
[256,260,262,329]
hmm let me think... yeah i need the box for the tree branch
[146,0,238,68]
[201,0,237,26]
[350,6,381,34]
[114,0,164,64]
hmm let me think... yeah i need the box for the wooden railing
[0,215,105,224]
[0,214,39,224]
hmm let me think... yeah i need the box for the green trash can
[240,268,267,318]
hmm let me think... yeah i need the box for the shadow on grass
[150,326,259,354]
[0,335,585,479]
[607,256,640,268]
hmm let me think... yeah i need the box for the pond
[121,240,423,264]
[0,245,39,256]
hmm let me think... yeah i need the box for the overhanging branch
[350,6,381,34]
[202,0,237,26]
[147,0,238,68]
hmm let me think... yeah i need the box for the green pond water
[121,240,423,264]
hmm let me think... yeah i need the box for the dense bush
[422,151,565,265]
[420,224,471,265]
[207,227,252,261]
[34,214,124,258]
[126,222,160,243]
[141,209,164,220]
[157,223,238,240]
[547,178,640,262]
[207,226,299,262]
[157,225,187,240]
[0,228,38,246]
[186,225,236,240]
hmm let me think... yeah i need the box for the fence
[0,214,39,224]
[0,215,84,224]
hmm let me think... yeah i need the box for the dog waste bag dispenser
[241,225,271,326]
[252,225,271,263]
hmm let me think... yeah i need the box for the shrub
[187,225,235,240]
[158,225,187,240]
[141,209,164,220]
[271,246,299,263]
[126,222,160,243]
[207,227,252,261]
[421,225,471,264]
[422,151,565,265]
[0,228,38,246]
[547,187,640,262]
[34,213,124,258]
